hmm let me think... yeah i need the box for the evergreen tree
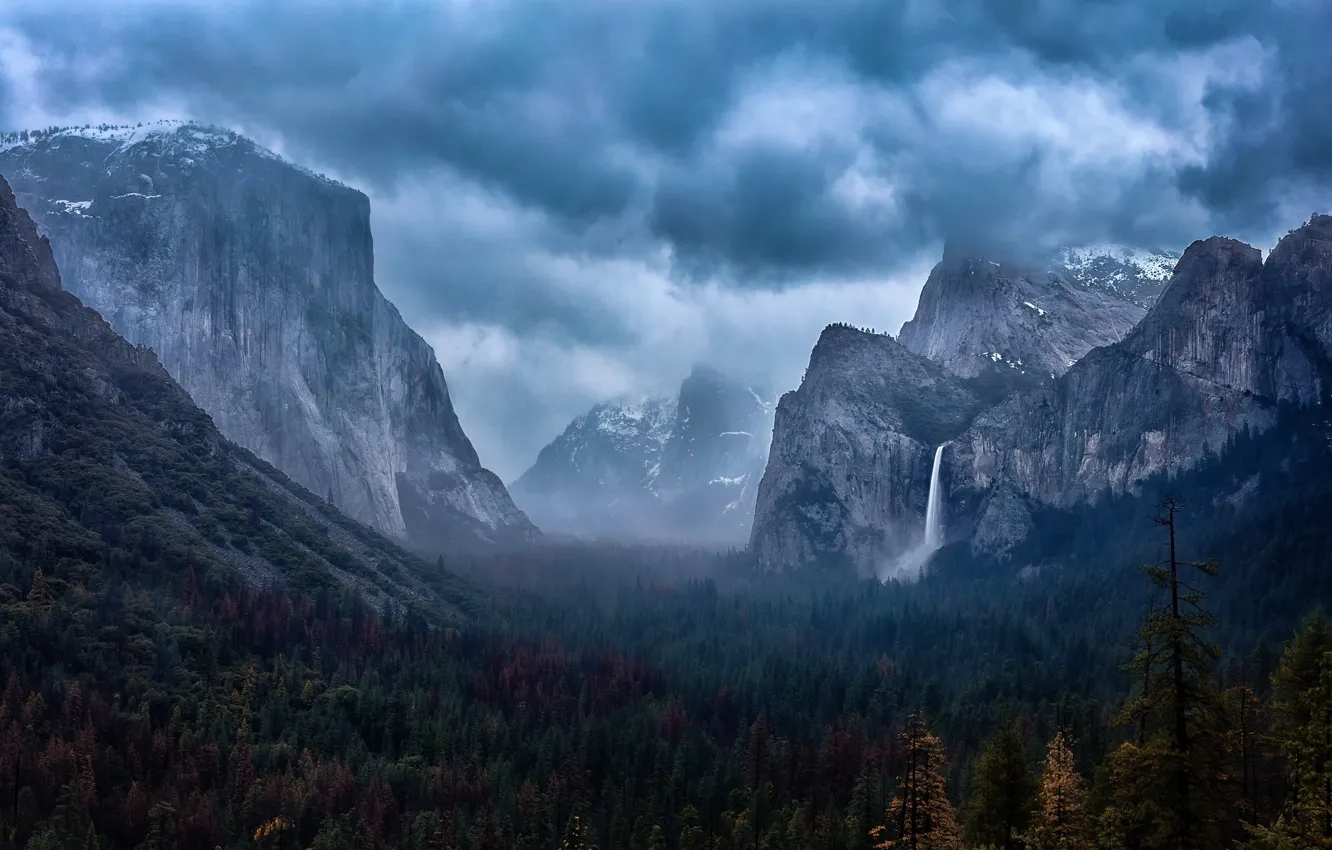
[1105,497,1233,849]
[560,814,598,850]
[1241,613,1332,848]
[678,805,705,850]
[964,717,1035,850]
[26,568,53,606]
[137,803,177,850]
[872,715,959,850]
[1027,732,1090,850]
[1094,741,1169,850]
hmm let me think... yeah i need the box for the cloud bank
[2,0,1329,478]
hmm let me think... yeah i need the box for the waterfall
[923,444,945,549]
[879,443,947,582]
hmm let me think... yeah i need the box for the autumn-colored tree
[871,716,959,850]
[964,717,1035,850]
[1026,732,1090,850]
[253,816,293,846]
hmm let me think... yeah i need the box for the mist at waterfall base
[879,445,946,582]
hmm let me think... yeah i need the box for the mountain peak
[1,120,351,193]
[0,118,536,551]
[0,170,474,618]
[899,242,1179,381]
[512,367,773,543]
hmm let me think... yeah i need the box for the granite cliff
[899,244,1177,383]
[952,223,1332,540]
[0,121,536,551]
[750,223,1332,573]
[0,170,475,619]
[748,326,990,573]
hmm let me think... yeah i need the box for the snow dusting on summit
[0,120,349,190]
[1059,245,1178,281]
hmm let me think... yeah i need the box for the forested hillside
[5,478,1332,849]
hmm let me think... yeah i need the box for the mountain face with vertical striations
[898,244,1178,383]
[0,170,477,620]
[748,325,992,574]
[510,366,774,543]
[0,121,536,552]
[750,223,1332,573]
[951,222,1332,528]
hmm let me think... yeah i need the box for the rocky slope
[899,244,1177,382]
[0,171,476,620]
[512,366,773,543]
[0,121,535,551]
[749,325,992,573]
[752,221,1332,573]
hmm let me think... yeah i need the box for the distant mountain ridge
[512,366,774,543]
[0,120,537,552]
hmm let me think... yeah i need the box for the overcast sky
[3,0,1330,480]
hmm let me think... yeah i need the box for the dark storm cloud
[651,143,904,277]
[10,0,1329,285]
[7,0,1332,478]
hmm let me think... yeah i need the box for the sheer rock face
[748,326,992,574]
[0,122,536,551]
[749,220,1332,572]
[0,171,474,619]
[898,245,1176,382]
[511,366,773,543]
[953,226,1332,512]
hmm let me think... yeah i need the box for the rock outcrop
[0,170,475,620]
[511,366,773,543]
[751,220,1332,573]
[954,224,1332,512]
[748,326,992,573]
[0,121,536,551]
[899,244,1177,382]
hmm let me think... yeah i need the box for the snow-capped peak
[1058,244,1178,282]
[583,396,676,444]
[0,120,348,190]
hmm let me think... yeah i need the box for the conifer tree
[137,803,177,850]
[1240,612,1332,848]
[26,568,53,606]
[964,717,1035,850]
[560,814,598,850]
[1094,741,1168,850]
[678,805,704,850]
[1228,678,1263,824]
[872,715,959,850]
[1101,497,1233,849]
[1027,732,1090,850]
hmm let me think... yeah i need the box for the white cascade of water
[879,443,948,582]
[923,444,945,549]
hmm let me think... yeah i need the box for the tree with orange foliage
[1026,732,1091,850]
[871,715,959,850]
